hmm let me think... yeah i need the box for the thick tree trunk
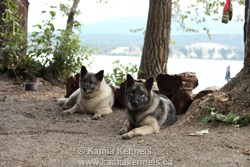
[138,0,172,79]
[244,0,250,69]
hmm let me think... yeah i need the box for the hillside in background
[81,16,244,35]
[80,33,244,60]
[78,16,244,60]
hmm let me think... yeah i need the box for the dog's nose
[131,100,139,106]
[82,88,87,92]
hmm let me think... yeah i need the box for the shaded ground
[0,75,249,167]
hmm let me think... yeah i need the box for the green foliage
[201,107,250,127]
[46,29,93,83]
[28,8,57,67]
[106,60,140,87]
[0,0,41,80]
[1,0,93,83]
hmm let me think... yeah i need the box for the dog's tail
[57,97,67,106]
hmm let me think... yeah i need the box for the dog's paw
[57,98,67,106]
[121,133,133,140]
[92,114,101,120]
[119,128,128,135]
[62,105,69,110]
[62,110,71,115]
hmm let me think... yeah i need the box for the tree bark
[244,0,250,69]
[66,0,80,31]
[0,0,29,54]
[15,0,29,35]
[138,0,172,79]
[0,1,7,48]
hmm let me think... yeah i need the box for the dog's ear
[126,74,135,88]
[95,70,104,82]
[81,66,88,77]
[145,77,154,91]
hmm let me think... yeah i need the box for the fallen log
[65,73,80,98]
[156,72,199,115]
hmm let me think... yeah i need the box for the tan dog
[58,66,114,120]
[119,74,177,139]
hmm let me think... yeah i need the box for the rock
[193,86,220,101]
[178,72,199,91]
[176,91,231,126]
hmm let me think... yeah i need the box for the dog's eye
[81,79,86,82]
[140,92,145,97]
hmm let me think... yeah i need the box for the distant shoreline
[89,55,243,93]
[91,54,244,61]
[82,34,244,60]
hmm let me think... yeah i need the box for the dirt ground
[0,75,249,167]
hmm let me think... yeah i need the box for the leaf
[211,111,225,121]
[200,116,213,124]
[211,111,250,128]
[49,11,56,17]
[223,112,237,123]
[233,116,241,123]
[234,115,250,128]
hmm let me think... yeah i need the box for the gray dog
[120,74,177,139]
[57,66,114,120]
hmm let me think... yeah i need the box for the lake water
[88,55,244,94]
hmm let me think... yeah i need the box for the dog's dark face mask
[79,66,104,94]
[125,74,153,110]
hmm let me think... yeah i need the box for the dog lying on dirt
[119,74,177,139]
[57,66,114,120]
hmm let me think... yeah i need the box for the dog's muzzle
[131,100,140,107]
[82,87,93,94]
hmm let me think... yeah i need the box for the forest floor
[0,74,249,167]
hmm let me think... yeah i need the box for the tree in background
[138,0,172,79]
[66,0,80,31]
